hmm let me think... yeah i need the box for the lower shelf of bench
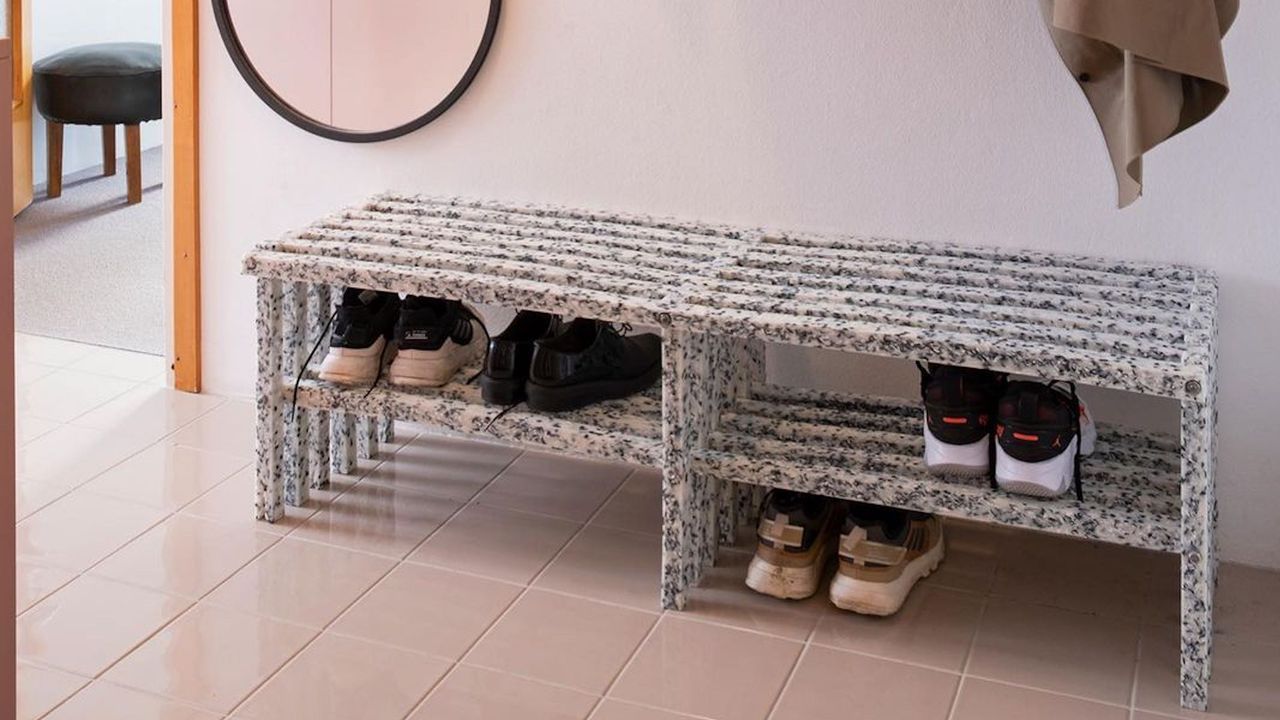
[290,373,663,468]
[697,384,1182,552]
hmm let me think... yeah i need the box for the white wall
[199,0,1280,569]
[32,0,162,186]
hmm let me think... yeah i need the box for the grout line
[945,593,989,720]
[399,467,641,719]
[761,613,822,720]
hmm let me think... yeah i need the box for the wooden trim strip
[172,0,201,391]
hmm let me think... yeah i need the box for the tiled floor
[13,334,1280,719]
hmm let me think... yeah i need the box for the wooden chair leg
[46,121,63,199]
[125,124,141,204]
[102,124,116,176]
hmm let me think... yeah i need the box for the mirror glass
[213,0,500,142]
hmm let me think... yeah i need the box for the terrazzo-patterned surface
[242,193,1219,710]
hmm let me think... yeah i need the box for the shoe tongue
[341,288,381,307]
[404,296,451,318]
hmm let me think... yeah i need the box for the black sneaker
[745,490,844,600]
[524,319,661,412]
[994,381,1096,499]
[479,310,562,405]
[919,363,1007,476]
[387,296,486,388]
[317,288,401,385]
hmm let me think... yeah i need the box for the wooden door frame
[171,0,201,391]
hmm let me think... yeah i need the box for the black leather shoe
[479,310,561,405]
[526,319,662,412]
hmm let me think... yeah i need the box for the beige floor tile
[16,360,58,387]
[92,514,280,598]
[967,599,1138,705]
[467,589,657,694]
[1215,562,1280,645]
[17,414,61,444]
[73,385,225,440]
[682,548,827,642]
[772,645,958,720]
[362,434,520,501]
[409,503,580,584]
[16,558,76,613]
[291,481,461,558]
[928,520,1001,594]
[17,661,90,720]
[1141,551,1182,628]
[83,443,249,512]
[168,400,255,456]
[15,478,74,521]
[409,664,597,720]
[811,585,983,672]
[535,525,661,610]
[104,603,316,714]
[591,469,661,536]
[68,346,168,382]
[205,537,394,628]
[951,678,1127,720]
[590,700,703,720]
[332,563,520,658]
[611,615,803,720]
[18,575,191,676]
[477,451,631,521]
[18,490,167,572]
[17,368,137,422]
[180,466,346,535]
[1134,623,1280,719]
[17,423,155,487]
[45,682,222,720]
[991,532,1152,619]
[15,333,96,366]
[236,633,451,720]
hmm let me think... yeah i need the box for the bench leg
[661,328,694,609]
[102,124,116,176]
[125,123,141,204]
[254,278,285,522]
[282,282,310,507]
[378,416,395,443]
[46,121,63,198]
[307,284,332,490]
[331,412,357,475]
[357,415,378,459]
[1180,385,1218,711]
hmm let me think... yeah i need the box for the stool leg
[46,121,63,198]
[125,124,141,204]
[102,125,117,176]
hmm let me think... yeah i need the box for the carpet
[15,147,164,354]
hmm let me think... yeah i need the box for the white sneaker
[995,381,1095,498]
[829,506,944,616]
[387,297,486,388]
[316,289,401,385]
[919,364,1007,476]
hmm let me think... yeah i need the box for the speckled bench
[243,193,1218,710]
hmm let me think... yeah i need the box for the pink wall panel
[226,0,332,124]
[330,0,490,132]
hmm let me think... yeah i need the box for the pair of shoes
[744,491,944,616]
[481,313,663,413]
[920,364,1097,499]
[317,289,484,387]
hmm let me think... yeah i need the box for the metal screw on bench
[1185,379,1202,395]
[656,311,673,326]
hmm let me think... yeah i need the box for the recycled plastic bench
[243,193,1218,710]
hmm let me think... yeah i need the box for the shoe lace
[291,306,340,422]
[462,305,493,385]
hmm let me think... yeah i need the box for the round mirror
[212,0,500,142]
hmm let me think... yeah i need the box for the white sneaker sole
[995,437,1079,498]
[388,343,482,388]
[923,420,990,476]
[829,539,945,616]
[745,554,825,600]
[317,338,389,385]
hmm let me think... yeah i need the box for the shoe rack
[244,193,1218,711]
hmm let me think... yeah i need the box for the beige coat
[1042,0,1238,207]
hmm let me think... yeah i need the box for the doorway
[8,0,200,391]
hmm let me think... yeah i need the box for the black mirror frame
[211,0,501,143]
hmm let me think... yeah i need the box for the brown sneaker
[745,491,843,600]
[829,504,944,615]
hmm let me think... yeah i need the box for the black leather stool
[33,42,161,204]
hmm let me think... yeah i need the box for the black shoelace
[291,306,340,421]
